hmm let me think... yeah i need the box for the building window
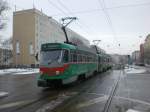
[29,43,34,55]
[16,41,20,54]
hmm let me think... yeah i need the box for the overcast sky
[1,0,150,54]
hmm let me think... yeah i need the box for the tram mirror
[63,50,69,63]
[35,53,39,61]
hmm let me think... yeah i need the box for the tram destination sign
[41,43,60,51]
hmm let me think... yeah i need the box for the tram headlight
[56,71,60,75]
[40,71,43,74]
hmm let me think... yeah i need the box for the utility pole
[61,17,77,44]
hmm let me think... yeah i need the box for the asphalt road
[0,66,150,112]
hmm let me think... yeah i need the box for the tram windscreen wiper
[48,59,52,65]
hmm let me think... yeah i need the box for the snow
[0,68,39,75]
[125,66,146,74]
[126,109,140,112]
[15,69,39,75]
[0,92,9,97]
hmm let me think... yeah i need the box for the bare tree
[1,37,12,49]
[0,0,9,30]
[0,37,13,67]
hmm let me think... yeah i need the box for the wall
[13,9,36,66]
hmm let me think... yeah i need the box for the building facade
[143,34,150,64]
[13,9,89,66]
[140,44,144,64]
[132,50,140,64]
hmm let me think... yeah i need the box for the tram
[37,43,111,87]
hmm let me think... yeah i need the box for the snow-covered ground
[0,68,39,75]
[0,91,9,97]
[125,66,146,74]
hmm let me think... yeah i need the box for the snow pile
[125,67,146,74]
[0,68,39,75]
[126,109,140,112]
[0,91,9,97]
[15,69,39,75]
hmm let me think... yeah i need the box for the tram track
[0,90,60,112]
[52,70,112,112]
[0,70,116,112]
[1,76,98,112]
[103,70,122,112]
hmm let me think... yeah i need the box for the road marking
[126,109,141,112]
[0,99,35,109]
[0,91,9,98]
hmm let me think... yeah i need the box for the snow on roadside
[15,69,39,75]
[0,92,9,97]
[125,67,146,74]
[0,68,39,75]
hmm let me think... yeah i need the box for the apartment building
[132,50,140,64]
[140,44,144,64]
[13,8,89,66]
[143,34,150,64]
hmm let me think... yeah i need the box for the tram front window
[40,50,62,65]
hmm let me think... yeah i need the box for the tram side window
[87,57,90,62]
[94,56,96,62]
[73,53,77,62]
[78,55,82,62]
[83,56,86,62]
[85,56,88,62]
[63,50,69,63]
[70,53,73,62]
[99,57,101,63]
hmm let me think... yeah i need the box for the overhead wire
[107,1,150,10]
[47,0,90,38]
[56,0,125,49]
[98,0,121,53]
[57,0,97,33]
[98,0,116,38]
[12,0,150,52]
[50,2,150,17]
[55,0,95,38]
[47,0,68,16]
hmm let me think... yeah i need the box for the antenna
[33,0,35,9]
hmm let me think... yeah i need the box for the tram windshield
[40,50,63,65]
[40,50,69,65]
